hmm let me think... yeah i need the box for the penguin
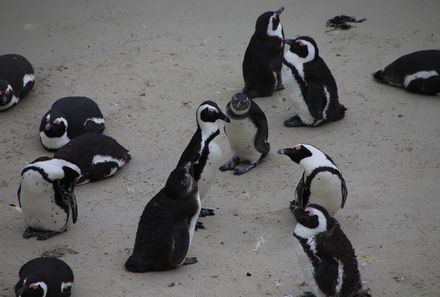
[293,204,371,297]
[281,36,346,127]
[125,162,200,272]
[220,93,270,175]
[177,101,229,219]
[373,49,440,95]
[39,96,105,151]
[15,257,74,297]
[17,156,81,240]
[242,7,285,98]
[54,132,131,184]
[0,54,35,111]
[277,144,347,216]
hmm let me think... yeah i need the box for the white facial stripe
[84,117,105,125]
[294,208,327,238]
[299,144,338,173]
[26,158,81,180]
[403,70,439,88]
[267,15,283,38]
[46,114,51,122]
[0,94,19,110]
[300,40,316,63]
[23,73,35,87]
[61,281,73,292]
[31,282,48,297]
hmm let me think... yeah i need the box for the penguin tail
[125,255,149,273]
[373,70,385,82]
[9,204,22,213]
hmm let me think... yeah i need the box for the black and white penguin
[278,144,347,216]
[373,49,440,95]
[177,101,229,218]
[125,162,200,272]
[54,132,131,184]
[293,204,371,297]
[17,156,81,240]
[281,36,346,127]
[15,257,74,297]
[220,93,270,175]
[242,7,285,98]
[0,54,35,111]
[39,96,105,151]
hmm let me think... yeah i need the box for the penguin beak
[275,6,284,17]
[220,112,230,123]
[277,148,294,156]
[45,123,52,131]
[283,39,294,47]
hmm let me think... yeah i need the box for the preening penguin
[220,93,270,175]
[54,132,131,184]
[293,204,371,297]
[17,157,81,240]
[242,7,285,98]
[15,257,74,297]
[125,162,200,272]
[177,101,229,218]
[282,36,346,127]
[39,96,105,151]
[278,144,347,216]
[0,54,34,111]
[373,49,440,95]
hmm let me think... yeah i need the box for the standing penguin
[0,54,34,111]
[177,101,229,218]
[242,7,285,98]
[278,144,347,216]
[39,96,105,151]
[15,257,74,297]
[293,204,371,297]
[220,93,270,175]
[282,36,346,127]
[125,162,200,272]
[54,132,131,184]
[17,157,81,240]
[373,49,440,95]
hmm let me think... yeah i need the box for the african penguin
[54,132,131,184]
[278,144,347,216]
[373,49,440,95]
[293,204,371,297]
[281,36,346,127]
[177,101,229,219]
[220,93,270,175]
[17,156,81,240]
[125,162,200,272]
[15,257,74,297]
[242,7,285,98]
[39,96,105,151]
[0,54,34,111]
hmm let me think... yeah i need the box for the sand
[1,0,440,296]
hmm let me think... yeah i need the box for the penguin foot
[289,200,300,213]
[195,221,205,230]
[284,115,306,127]
[219,157,239,172]
[23,227,59,240]
[199,208,215,217]
[183,257,198,265]
[274,83,285,92]
[233,162,256,175]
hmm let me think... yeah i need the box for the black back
[16,257,74,297]
[0,54,34,98]
[40,96,104,139]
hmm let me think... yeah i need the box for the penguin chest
[39,130,71,150]
[224,118,261,163]
[20,173,68,232]
[188,193,202,247]
[197,139,222,199]
[308,172,343,215]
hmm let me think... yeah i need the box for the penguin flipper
[314,257,339,296]
[295,174,308,207]
[406,75,440,95]
[81,120,105,134]
[305,82,326,122]
[340,176,348,208]
[250,101,270,155]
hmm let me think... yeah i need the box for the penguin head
[278,143,337,173]
[43,115,68,138]
[230,93,251,116]
[278,144,313,164]
[16,279,48,297]
[255,7,284,40]
[284,36,319,63]
[293,203,332,238]
[0,79,14,107]
[196,100,230,125]
[165,162,198,199]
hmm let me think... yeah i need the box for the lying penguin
[0,54,35,111]
[15,257,74,297]
[39,96,105,151]
[220,93,270,175]
[373,49,440,95]
[125,162,200,272]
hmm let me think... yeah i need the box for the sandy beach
[1,0,440,296]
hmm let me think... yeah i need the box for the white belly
[188,193,201,247]
[308,171,343,215]
[224,118,261,163]
[198,139,222,199]
[20,171,68,232]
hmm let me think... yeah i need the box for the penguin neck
[300,156,338,175]
[197,121,221,144]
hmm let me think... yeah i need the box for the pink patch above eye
[29,283,38,289]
